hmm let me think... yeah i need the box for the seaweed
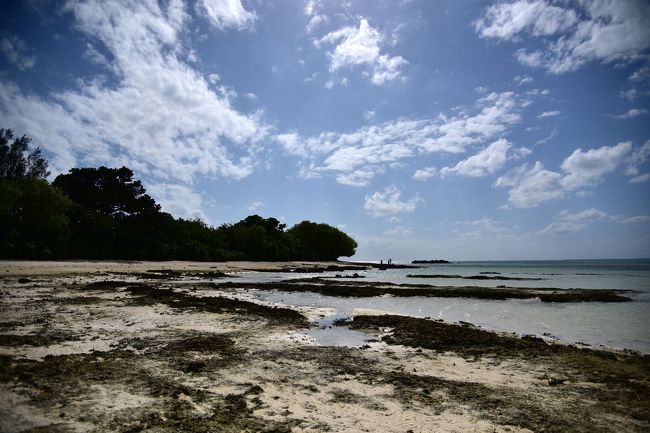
[125,284,307,326]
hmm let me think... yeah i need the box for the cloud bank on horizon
[0,0,649,260]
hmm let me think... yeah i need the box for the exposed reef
[215,278,633,303]
[407,274,544,281]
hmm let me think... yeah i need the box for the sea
[226,259,650,353]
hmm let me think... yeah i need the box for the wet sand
[0,261,648,432]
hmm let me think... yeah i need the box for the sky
[1,0,649,261]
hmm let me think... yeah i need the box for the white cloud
[621,215,650,224]
[619,88,638,101]
[304,0,319,17]
[0,35,36,70]
[147,182,206,221]
[83,42,109,66]
[615,108,649,119]
[453,217,523,242]
[496,161,565,208]
[514,74,533,85]
[364,186,422,217]
[440,139,512,177]
[196,0,257,30]
[0,0,269,184]
[630,66,650,82]
[304,0,328,34]
[496,141,634,207]
[335,169,376,187]
[630,173,650,183]
[554,209,650,225]
[363,110,376,121]
[559,208,609,222]
[247,200,263,211]
[413,166,437,181]
[537,110,561,119]
[324,143,411,175]
[306,14,328,34]
[278,91,524,185]
[534,127,559,146]
[475,0,578,40]
[316,18,407,85]
[476,0,650,74]
[560,141,632,189]
[384,226,412,236]
[625,140,650,179]
[538,221,585,235]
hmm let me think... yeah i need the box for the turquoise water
[245,259,650,353]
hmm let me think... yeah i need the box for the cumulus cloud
[195,0,257,30]
[316,18,407,85]
[554,208,650,226]
[619,88,638,101]
[147,182,206,221]
[630,66,650,82]
[384,226,412,236]
[537,110,561,119]
[475,0,578,40]
[561,142,633,189]
[614,108,649,119]
[247,200,263,211]
[476,0,650,74]
[559,208,609,222]
[0,35,36,70]
[335,169,377,187]
[626,140,650,172]
[630,173,650,183]
[364,186,422,217]
[496,141,635,207]
[514,74,533,85]
[538,221,585,235]
[278,91,524,186]
[454,217,522,241]
[621,215,650,224]
[412,166,437,181]
[303,0,328,34]
[440,139,512,177]
[0,0,269,183]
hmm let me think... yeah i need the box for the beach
[1,260,649,432]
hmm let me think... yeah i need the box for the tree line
[0,129,357,261]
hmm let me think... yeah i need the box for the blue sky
[1,0,649,260]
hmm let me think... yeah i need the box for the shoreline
[0,260,361,276]
[1,262,649,432]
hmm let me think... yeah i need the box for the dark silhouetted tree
[288,221,357,260]
[53,166,160,217]
[0,129,50,180]
[0,129,359,261]
[0,178,71,258]
[221,215,295,260]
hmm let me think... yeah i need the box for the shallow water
[246,259,650,353]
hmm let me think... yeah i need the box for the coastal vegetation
[0,129,357,261]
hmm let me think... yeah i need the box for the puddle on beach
[300,315,378,347]
[250,288,650,353]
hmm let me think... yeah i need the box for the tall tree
[0,178,71,259]
[53,166,160,218]
[288,221,357,260]
[0,129,50,180]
